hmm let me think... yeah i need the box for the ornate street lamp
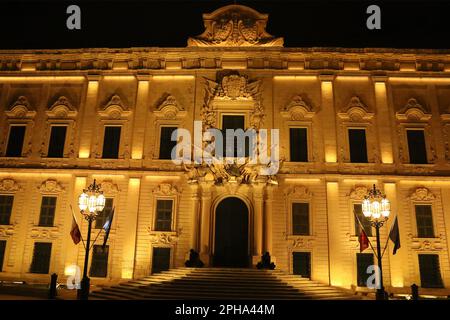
[361,184,390,300]
[78,179,105,300]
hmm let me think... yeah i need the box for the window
[102,126,121,159]
[30,242,52,274]
[151,247,170,274]
[348,129,368,163]
[0,195,13,225]
[293,252,311,278]
[289,128,308,162]
[222,115,251,157]
[5,125,26,157]
[38,196,57,227]
[357,253,374,287]
[47,126,67,158]
[418,254,443,288]
[292,203,310,235]
[0,240,6,272]
[415,205,434,238]
[89,245,109,278]
[407,130,428,164]
[95,198,113,229]
[159,127,177,160]
[354,204,372,237]
[155,199,173,231]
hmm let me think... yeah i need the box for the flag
[102,207,115,249]
[69,205,81,245]
[389,215,401,255]
[358,226,369,252]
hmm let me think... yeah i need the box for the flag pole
[353,210,376,255]
[89,228,104,251]
[70,204,86,250]
[381,214,397,259]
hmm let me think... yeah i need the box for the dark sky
[0,0,449,50]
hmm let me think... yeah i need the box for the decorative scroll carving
[349,186,369,200]
[396,98,431,121]
[0,178,21,192]
[409,187,435,201]
[154,94,186,119]
[338,96,374,121]
[188,4,283,47]
[285,185,312,200]
[281,95,315,120]
[153,183,179,196]
[100,180,120,194]
[149,232,179,244]
[30,227,60,239]
[410,234,444,251]
[98,95,131,119]
[46,96,78,119]
[38,179,64,193]
[0,225,14,237]
[291,237,314,249]
[5,96,36,119]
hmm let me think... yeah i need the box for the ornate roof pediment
[188,4,283,47]
[396,98,431,121]
[6,96,36,119]
[154,94,186,119]
[338,96,374,121]
[281,95,315,120]
[98,95,131,119]
[46,96,78,119]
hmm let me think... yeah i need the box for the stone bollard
[48,273,58,299]
[411,283,419,300]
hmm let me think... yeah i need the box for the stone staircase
[90,268,362,300]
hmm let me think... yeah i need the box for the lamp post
[362,184,391,300]
[77,179,105,300]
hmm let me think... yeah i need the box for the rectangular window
[418,254,443,288]
[357,253,374,287]
[222,115,250,157]
[292,252,311,279]
[0,195,14,225]
[415,205,434,238]
[38,196,57,227]
[89,245,109,278]
[289,128,308,162]
[102,126,121,159]
[348,129,368,163]
[155,199,173,231]
[159,127,177,160]
[0,240,6,272]
[354,204,372,237]
[30,242,52,274]
[292,203,310,235]
[407,130,428,164]
[5,125,26,157]
[95,198,113,229]
[47,126,67,158]
[151,247,171,274]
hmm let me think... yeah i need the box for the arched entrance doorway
[213,197,249,267]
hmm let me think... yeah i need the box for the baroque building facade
[0,4,450,295]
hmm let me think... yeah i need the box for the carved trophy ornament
[188,5,283,47]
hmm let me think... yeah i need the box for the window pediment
[396,98,431,122]
[153,183,180,196]
[38,179,64,193]
[409,187,435,201]
[98,95,131,119]
[349,185,369,201]
[154,94,186,119]
[338,96,374,121]
[6,96,36,119]
[46,96,78,119]
[285,185,312,200]
[0,178,21,192]
[281,95,315,120]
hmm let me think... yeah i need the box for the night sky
[0,0,449,49]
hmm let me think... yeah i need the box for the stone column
[199,183,212,265]
[190,184,200,252]
[78,75,100,159]
[439,186,450,287]
[319,75,337,165]
[131,75,149,162]
[121,177,141,279]
[252,185,264,264]
[264,186,274,255]
[373,77,394,165]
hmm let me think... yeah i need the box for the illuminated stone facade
[1,5,450,295]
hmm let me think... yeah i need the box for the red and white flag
[69,205,81,245]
